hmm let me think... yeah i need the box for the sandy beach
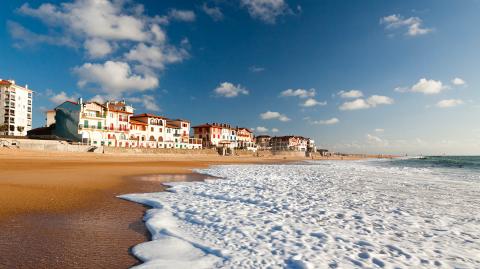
[0,148,311,268]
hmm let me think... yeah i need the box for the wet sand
[0,148,304,268]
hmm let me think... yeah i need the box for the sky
[1,0,480,155]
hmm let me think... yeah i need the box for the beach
[0,148,313,268]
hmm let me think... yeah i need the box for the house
[192,123,236,150]
[256,135,272,150]
[236,127,256,151]
[105,101,134,147]
[129,119,148,148]
[130,113,167,148]
[0,79,33,136]
[270,136,310,151]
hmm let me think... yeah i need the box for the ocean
[120,158,480,269]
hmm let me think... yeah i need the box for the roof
[55,100,79,109]
[130,119,148,126]
[131,113,167,119]
[192,123,231,128]
[166,124,180,129]
[237,127,253,133]
[0,80,12,86]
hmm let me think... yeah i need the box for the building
[130,113,167,148]
[45,110,56,127]
[105,101,134,147]
[256,135,272,150]
[236,127,256,151]
[270,136,310,151]
[192,123,236,149]
[0,79,33,136]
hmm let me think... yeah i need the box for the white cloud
[127,95,161,111]
[7,21,75,48]
[375,128,385,133]
[74,61,159,97]
[49,91,79,104]
[380,14,432,37]
[125,43,188,69]
[280,88,315,98]
[89,94,106,104]
[301,98,327,107]
[436,99,464,108]
[19,1,149,42]
[202,3,224,21]
[367,95,394,106]
[452,77,466,86]
[84,38,113,58]
[14,0,190,98]
[313,118,339,125]
[168,9,196,22]
[240,0,290,24]
[339,95,394,110]
[339,99,370,111]
[260,111,290,122]
[271,128,279,133]
[213,82,249,98]
[249,66,265,73]
[338,90,363,99]
[255,126,269,133]
[411,78,446,95]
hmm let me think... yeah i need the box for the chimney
[25,84,28,89]
[78,97,83,105]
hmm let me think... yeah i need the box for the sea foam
[120,161,480,268]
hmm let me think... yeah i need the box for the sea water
[120,158,480,268]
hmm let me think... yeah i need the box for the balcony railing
[82,112,106,118]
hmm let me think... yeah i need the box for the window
[151,127,154,132]
[84,120,88,127]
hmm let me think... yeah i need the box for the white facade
[0,79,33,136]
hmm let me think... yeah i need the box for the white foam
[121,161,480,268]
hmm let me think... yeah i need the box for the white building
[0,79,33,136]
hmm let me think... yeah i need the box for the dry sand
[0,148,309,268]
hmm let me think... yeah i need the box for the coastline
[0,148,310,268]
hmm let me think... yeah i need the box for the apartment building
[0,79,33,136]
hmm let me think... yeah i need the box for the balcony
[79,124,105,131]
[82,112,106,119]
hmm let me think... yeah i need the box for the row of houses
[1,78,317,153]
[41,98,203,149]
[34,98,261,152]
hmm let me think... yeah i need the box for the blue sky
[1,0,480,155]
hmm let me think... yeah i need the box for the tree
[17,126,25,132]
[0,124,7,132]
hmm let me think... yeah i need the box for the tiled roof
[130,119,148,126]
[131,113,167,119]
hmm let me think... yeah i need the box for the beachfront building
[130,113,167,148]
[192,123,236,150]
[77,100,109,145]
[270,136,310,152]
[129,119,148,148]
[105,101,134,147]
[256,135,272,150]
[0,79,33,136]
[236,127,256,151]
